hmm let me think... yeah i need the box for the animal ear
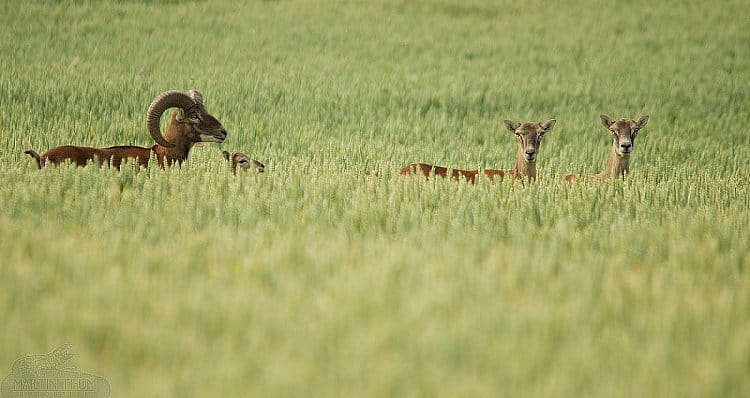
[189,90,204,104]
[503,120,520,133]
[600,115,613,128]
[541,119,556,132]
[221,150,230,161]
[636,115,650,128]
[176,108,186,122]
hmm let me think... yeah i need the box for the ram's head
[146,90,227,148]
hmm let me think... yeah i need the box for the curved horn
[146,90,196,148]
[188,90,203,104]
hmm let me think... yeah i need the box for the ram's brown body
[24,90,227,170]
[25,145,155,169]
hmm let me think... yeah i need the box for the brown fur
[400,119,556,183]
[221,150,264,175]
[399,163,508,184]
[564,115,649,183]
[25,145,154,169]
[25,95,226,170]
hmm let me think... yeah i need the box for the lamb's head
[503,119,557,163]
[147,90,227,148]
[600,115,649,157]
[222,150,265,174]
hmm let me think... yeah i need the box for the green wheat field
[1,0,749,396]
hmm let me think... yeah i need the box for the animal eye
[239,159,248,164]
[190,114,200,121]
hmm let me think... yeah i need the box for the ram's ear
[221,150,231,161]
[600,115,613,128]
[176,108,186,122]
[636,115,650,129]
[541,119,556,133]
[504,120,520,133]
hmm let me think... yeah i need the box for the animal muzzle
[618,142,633,155]
[199,129,227,143]
[524,151,537,162]
[254,160,265,173]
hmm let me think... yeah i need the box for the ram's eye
[189,114,200,122]
[239,159,248,164]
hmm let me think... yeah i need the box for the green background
[1,0,748,396]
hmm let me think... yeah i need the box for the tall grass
[1,0,748,396]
